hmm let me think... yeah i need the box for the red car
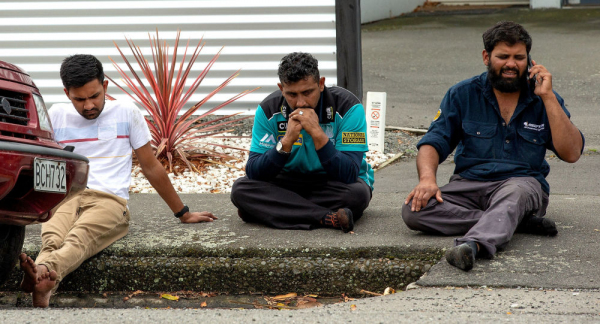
[0,60,89,284]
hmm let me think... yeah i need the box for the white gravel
[129,134,394,194]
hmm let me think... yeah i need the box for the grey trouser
[230,174,372,230]
[401,175,549,257]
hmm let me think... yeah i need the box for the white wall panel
[0,0,337,115]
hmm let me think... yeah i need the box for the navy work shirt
[418,72,584,194]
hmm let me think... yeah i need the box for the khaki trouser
[36,189,129,289]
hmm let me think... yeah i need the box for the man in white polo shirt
[19,54,217,308]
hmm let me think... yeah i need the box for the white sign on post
[365,91,387,153]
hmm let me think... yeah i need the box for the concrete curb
[2,245,442,296]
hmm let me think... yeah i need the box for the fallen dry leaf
[264,296,292,307]
[383,287,396,295]
[296,301,323,309]
[160,294,180,301]
[272,292,298,301]
[298,297,317,303]
[340,293,356,303]
[350,304,357,311]
[228,300,265,309]
[360,289,382,296]
[123,290,144,301]
[260,292,325,309]
[200,301,207,307]
[173,290,217,299]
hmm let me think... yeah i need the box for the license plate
[34,158,67,193]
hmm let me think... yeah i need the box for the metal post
[335,0,363,101]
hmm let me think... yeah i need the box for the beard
[487,62,527,93]
[80,98,105,120]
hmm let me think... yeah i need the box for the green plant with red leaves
[106,30,257,172]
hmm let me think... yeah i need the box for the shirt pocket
[516,128,547,168]
[98,119,117,141]
[461,121,497,158]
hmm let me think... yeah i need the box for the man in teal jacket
[231,52,373,232]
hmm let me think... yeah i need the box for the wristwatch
[174,205,189,218]
[276,140,291,156]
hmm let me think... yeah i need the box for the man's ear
[63,88,70,99]
[482,49,489,66]
[103,79,109,93]
[319,77,325,92]
[277,83,283,92]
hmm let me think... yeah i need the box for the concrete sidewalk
[2,7,599,300]
[3,155,597,296]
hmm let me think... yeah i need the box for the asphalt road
[2,287,599,323]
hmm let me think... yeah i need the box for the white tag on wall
[365,91,387,153]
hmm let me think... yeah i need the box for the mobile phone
[527,55,537,89]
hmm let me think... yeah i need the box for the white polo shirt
[49,100,151,200]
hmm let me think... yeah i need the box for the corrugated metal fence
[0,0,338,115]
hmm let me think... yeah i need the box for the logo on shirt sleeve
[259,133,277,148]
[342,132,366,144]
[433,108,442,121]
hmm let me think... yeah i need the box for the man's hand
[529,60,583,163]
[290,108,329,149]
[179,211,218,223]
[281,113,303,152]
[529,59,553,97]
[290,108,320,135]
[405,179,443,212]
[405,145,443,212]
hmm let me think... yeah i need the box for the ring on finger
[299,111,304,115]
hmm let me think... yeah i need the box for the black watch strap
[174,205,189,218]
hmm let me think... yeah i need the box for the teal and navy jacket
[418,72,585,194]
[246,86,374,190]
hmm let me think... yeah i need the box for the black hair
[277,52,320,84]
[482,21,532,54]
[60,54,104,90]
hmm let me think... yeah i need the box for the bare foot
[19,253,38,293]
[32,269,57,308]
